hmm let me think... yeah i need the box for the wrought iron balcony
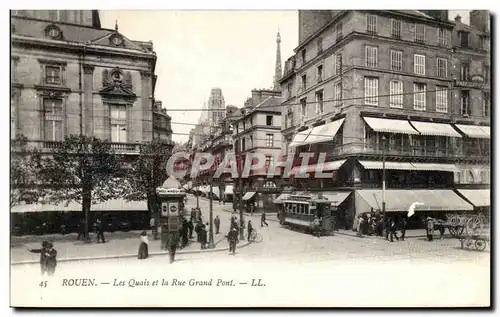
[17,140,143,155]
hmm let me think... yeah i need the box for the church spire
[273,28,282,91]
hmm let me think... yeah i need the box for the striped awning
[289,128,313,148]
[410,121,461,138]
[306,118,345,145]
[457,189,490,207]
[455,124,490,139]
[363,117,418,135]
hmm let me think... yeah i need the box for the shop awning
[306,118,345,145]
[363,117,418,135]
[273,193,290,204]
[242,192,256,201]
[224,185,234,195]
[321,191,351,206]
[356,189,473,212]
[410,163,459,173]
[410,121,461,138]
[289,128,313,148]
[457,189,490,207]
[358,161,415,171]
[358,161,458,172]
[455,124,490,139]
[293,160,347,174]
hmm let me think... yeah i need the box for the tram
[280,192,337,235]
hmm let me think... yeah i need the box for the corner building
[11,10,158,163]
[279,10,490,229]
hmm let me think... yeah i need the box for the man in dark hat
[27,241,49,276]
[44,243,57,276]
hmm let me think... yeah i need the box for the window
[264,181,275,188]
[11,97,16,139]
[389,80,403,108]
[413,83,426,110]
[300,98,307,120]
[415,24,425,43]
[266,134,274,147]
[287,112,293,128]
[317,65,323,82]
[365,46,378,68]
[336,23,343,42]
[460,62,470,81]
[390,50,403,71]
[110,105,127,143]
[266,115,273,126]
[367,14,377,33]
[391,19,401,39]
[301,74,307,91]
[437,28,448,46]
[287,82,293,98]
[460,31,469,48]
[250,135,254,148]
[43,99,64,141]
[460,90,470,115]
[364,77,379,105]
[241,138,245,151]
[45,65,61,84]
[436,58,447,78]
[301,49,306,65]
[317,37,323,55]
[414,54,425,75]
[435,87,448,113]
[334,82,342,108]
[250,117,253,127]
[315,90,324,115]
[483,93,490,117]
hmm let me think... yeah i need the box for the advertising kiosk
[156,185,186,250]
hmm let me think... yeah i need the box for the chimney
[470,10,490,32]
[454,15,462,23]
[154,100,162,110]
[298,10,335,44]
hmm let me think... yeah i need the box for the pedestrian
[389,220,399,242]
[95,217,105,243]
[247,220,253,241]
[188,217,194,239]
[357,216,364,237]
[438,223,445,239]
[195,221,202,243]
[426,217,434,241]
[168,233,178,263]
[138,231,149,260]
[384,218,391,240]
[228,228,238,255]
[214,215,221,234]
[44,242,57,276]
[400,218,407,241]
[313,217,321,238]
[77,218,85,240]
[150,217,157,240]
[181,218,189,247]
[261,212,268,227]
[26,241,49,276]
[200,223,207,249]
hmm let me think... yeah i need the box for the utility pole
[238,151,244,241]
[382,135,387,232]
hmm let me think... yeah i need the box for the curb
[11,241,252,266]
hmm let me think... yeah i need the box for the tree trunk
[82,184,92,242]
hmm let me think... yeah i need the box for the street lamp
[381,135,393,233]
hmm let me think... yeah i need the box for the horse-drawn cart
[445,213,490,251]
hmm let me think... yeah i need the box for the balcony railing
[18,141,143,155]
[290,142,490,165]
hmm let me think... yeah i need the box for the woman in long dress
[138,231,149,259]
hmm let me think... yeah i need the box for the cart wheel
[465,239,474,248]
[475,239,487,251]
[455,226,464,237]
[448,227,456,237]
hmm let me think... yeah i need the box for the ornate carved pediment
[100,67,136,101]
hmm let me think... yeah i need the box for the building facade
[279,10,490,229]
[11,10,158,159]
[232,90,284,212]
[152,101,173,146]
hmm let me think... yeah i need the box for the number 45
[39,281,47,288]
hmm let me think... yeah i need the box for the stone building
[11,10,157,160]
[279,10,490,229]
[152,100,173,146]
[232,89,284,212]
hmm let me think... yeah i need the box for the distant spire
[273,28,282,91]
[115,20,119,31]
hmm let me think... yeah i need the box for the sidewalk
[11,233,250,265]
[335,229,453,240]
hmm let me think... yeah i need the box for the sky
[100,11,298,143]
[99,10,469,144]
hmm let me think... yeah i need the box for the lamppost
[238,150,244,241]
[381,135,392,232]
[208,176,215,248]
